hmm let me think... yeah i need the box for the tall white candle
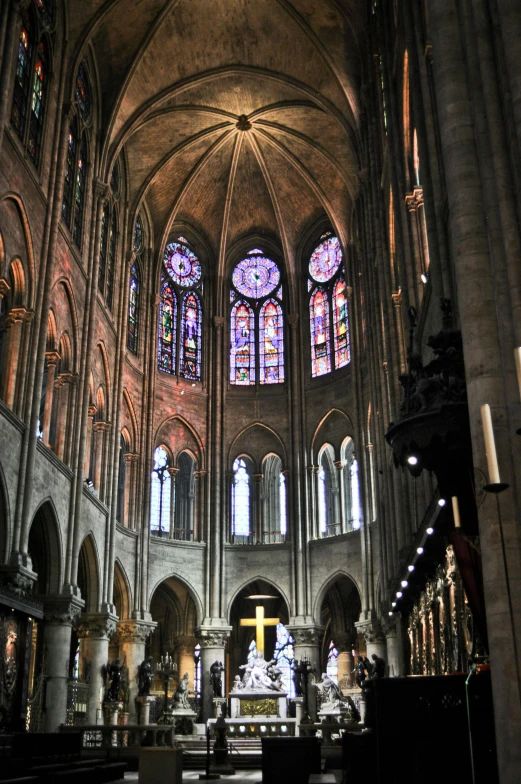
[481,404,501,485]
[515,348,521,402]
[451,496,461,528]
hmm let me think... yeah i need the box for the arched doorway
[319,574,362,690]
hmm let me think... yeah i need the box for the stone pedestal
[77,613,117,724]
[136,695,156,725]
[213,697,226,718]
[383,617,403,677]
[43,596,83,731]
[170,707,197,735]
[291,696,304,733]
[139,747,183,784]
[196,626,231,723]
[113,619,156,724]
[230,690,288,719]
[105,700,122,725]
[355,620,387,667]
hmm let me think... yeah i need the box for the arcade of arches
[0,1,520,781]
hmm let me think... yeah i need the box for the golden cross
[240,605,279,656]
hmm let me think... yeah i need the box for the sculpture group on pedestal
[231,651,285,692]
[353,654,386,687]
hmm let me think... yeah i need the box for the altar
[208,717,296,737]
[230,689,288,719]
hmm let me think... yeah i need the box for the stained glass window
[259,299,284,384]
[110,160,120,198]
[11,14,33,140]
[310,288,331,377]
[180,292,202,380]
[158,279,176,374]
[150,446,171,535]
[273,624,295,696]
[72,133,87,247]
[279,472,287,536]
[232,255,280,299]
[34,0,54,28]
[232,458,250,536]
[333,278,350,369]
[98,203,109,293]
[75,62,91,123]
[164,241,201,287]
[309,235,342,283]
[61,122,76,226]
[27,42,45,165]
[350,459,361,530]
[230,301,255,385]
[106,212,117,309]
[318,466,327,534]
[133,215,143,253]
[326,640,339,683]
[128,263,140,354]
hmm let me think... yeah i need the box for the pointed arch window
[273,623,295,696]
[174,452,195,540]
[262,454,287,543]
[106,212,117,309]
[308,233,350,377]
[98,203,109,294]
[232,457,251,537]
[150,446,172,536]
[11,13,34,143]
[326,640,339,683]
[230,250,284,386]
[61,61,91,248]
[97,160,121,309]
[128,262,140,354]
[157,238,203,380]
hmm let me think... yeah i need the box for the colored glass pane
[333,278,350,368]
[11,17,33,139]
[133,215,143,253]
[180,292,202,381]
[127,263,140,354]
[164,241,201,287]
[61,122,76,226]
[259,299,284,384]
[150,446,171,534]
[310,288,331,377]
[230,301,255,385]
[75,62,91,123]
[309,235,342,283]
[232,458,250,535]
[27,42,45,165]
[98,203,109,293]
[279,473,287,536]
[106,212,117,308]
[34,0,54,27]
[232,255,280,299]
[158,280,177,374]
[274,624,295,696]
[73,133,87,247]
[326,641,339,683]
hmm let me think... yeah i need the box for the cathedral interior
[0,0,520,782]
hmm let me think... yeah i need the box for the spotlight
[396,591,403,598]
[417,547,424,554]
[407,455,418,466]
[388,611,393,616]
[421,273,428,284]
[438,498,446,507]
[408,565,415,572]
[392,602,397,607]
[401,580,408,588]
[426,527,434,535]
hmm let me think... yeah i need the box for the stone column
[335,633,353,690]
[193,470,206,542]
[382,617,403,678]
[334,460,346,533]
[41,351,60,445]
[253,473,263,543]
[83,405,97,479]
[113,619,156,725]
[196,628,231,723]
[356,620,387,665]
[288,625,323,721]
[76,613,118,724]
[307,466,319,539]
[166,467,178,538]
[43,597,83,731]
[176,635,198,693]
[2,308,29,409]
[92,422,106,493]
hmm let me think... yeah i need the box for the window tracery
[232,457,251,538]
[61,61,91,248]
[158,238,203,381]
[98,159,121,309]
[128,215,144,354]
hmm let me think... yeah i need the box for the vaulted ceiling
[71,0,367,272]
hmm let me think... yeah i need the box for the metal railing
[60,724,175,749]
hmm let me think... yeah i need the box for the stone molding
[0,562,38,598]
[113,619,156,645]
[76,613,118,640]
[287,626,323,647]
[355,620,385,645]
[44,595,84,625]
[196,627,232,648]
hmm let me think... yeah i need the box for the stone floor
[119,772,262,782]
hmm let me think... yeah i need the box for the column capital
[286,625,324,647]
[4,306,33,327]
[196,626,232,648]
[355,619,385,645]
[94,178,110,203]
[76,612,118,640]
[93,420,111,433]
[0,278,11,299]
[194,469,207,480]
[334,459,345,471]
[88,404,97,418]
[113,619,156,645]
[166,466,179,477]
[213,316,225,330]
[307,465,320,474]
[381,616,397,638]
[124,451,139,464]
[45,350,61,366]
[44,595,84,625]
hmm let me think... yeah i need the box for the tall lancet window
[262,454,287,543]
[158,238,203,381]
[62,61,91,248]
[230,250,284,386]
[150,446,172,536]
[308,233,350,377]
[232,457,251,538]
[174,452,195,541]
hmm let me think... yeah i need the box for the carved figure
[313,673,345,710]
[353,656,367,689]
[237,651,284,692]
[172,672,190,709]
[138,656,154,697]
[106,658,122,702]
[210,660,224,698]
[370,654,385,679]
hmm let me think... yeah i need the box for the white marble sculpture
[313,672,345,711]
[231,651,285,693]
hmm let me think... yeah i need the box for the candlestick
[451,496,461,528]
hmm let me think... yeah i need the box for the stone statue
[210,660,224,697]
[138,656,154,697]
[106,658,122,702]
[291,662,304,697]
[370,654,385,679]
[172,672,190,709]
[353,656,367,689]
[313,673,345,710]
[234,651,285,692]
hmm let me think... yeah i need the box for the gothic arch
[122,389,138,451]
[0,194,35,308]
[311,408,354,461]
[113,559,132,620]
[27,498,63,594]
[0,462,10,562]
[147,572,204,627]
[155,414,204,467]
[226,575,291,623]
[77,533,101,613]
[52,279,80,373]
[228,422,286,468]
[312,569,362,625]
